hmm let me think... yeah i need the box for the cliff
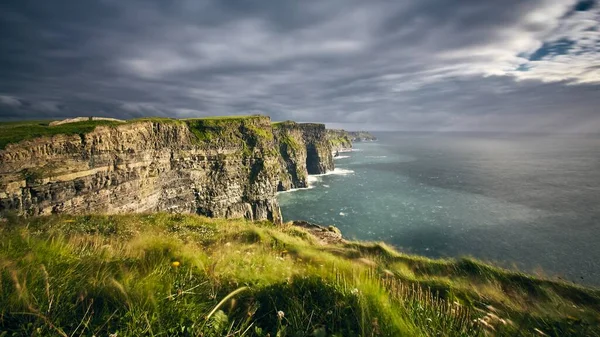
[299,123,334,174]
[348,131,377,142]
[327,129,353,153]
[0,116,334,221]
[272,121,308,190]
[272,121,334,190]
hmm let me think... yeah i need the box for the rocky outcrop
[348,131,377,142]
[327,129,353,154]
[1,116,328,222]
[292,220,346,245]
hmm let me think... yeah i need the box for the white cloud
[119,17,367,78]
[509,5,600,83]
[121,102,165,115]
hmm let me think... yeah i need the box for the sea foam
[277,168,354,193]
[312,168,355,177]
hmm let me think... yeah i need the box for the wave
[278,168,355,193]
[365,155,387,158]
[276,185,315,194]
[312,168,355,177]
[334,155,350,160]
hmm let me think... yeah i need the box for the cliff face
[273,122,308,190]
[0,116,338,221]
[348,131,377,142]
[326,129,353,153]
[0,116,328,222]
[272,121,334,190]
[299,123,334,174]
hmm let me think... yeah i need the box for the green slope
[1,214,598,336]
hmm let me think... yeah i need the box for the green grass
[1,214,599,336]
[0,115,269,150]
[184,115,273,149]
[279,134,302,153]
[0,120,123,150]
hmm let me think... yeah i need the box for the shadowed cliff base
[0,213,598,336]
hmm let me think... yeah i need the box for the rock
[273,121,334,190]
[292,220,346,245]
[326,129,353,154]
[0,116,337,223]
[347,131,377,142]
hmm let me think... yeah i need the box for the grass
[1,213,599,336]
[0,120,123,150]
[184,115,274,152]
[279,134,302,153]
[0,115,268,150]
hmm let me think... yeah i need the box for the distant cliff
[326,129,353,153]
[348,131,377,142]
[0,116,335,221]
[273,121,334,190]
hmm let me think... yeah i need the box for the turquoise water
[277,132,600,285]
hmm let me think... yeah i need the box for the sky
[0,0,599,132]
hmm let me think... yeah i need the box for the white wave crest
[279,168,355,192]
[312,168,355,177]
[276,184,315,194]
[334,155,350,160]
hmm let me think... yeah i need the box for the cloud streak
[0,0,598,131]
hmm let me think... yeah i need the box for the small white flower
[351,288,360,295]
[277,310,285,320]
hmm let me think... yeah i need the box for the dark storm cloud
[0,0,598,131]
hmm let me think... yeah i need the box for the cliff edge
[0,116,334,221]
[348,131,377,142]
[327,129,353,154]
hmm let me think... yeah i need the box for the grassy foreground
[0,214,599,336]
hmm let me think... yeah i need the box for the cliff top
[0,115,270,150]
[1,213,598,336]
[0,119,125,150]
[272,121,326,130]
[348,130,377,141]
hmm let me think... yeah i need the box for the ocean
[277,132,600,286]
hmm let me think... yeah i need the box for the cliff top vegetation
[0,115,270,150]
[1,213,598,336]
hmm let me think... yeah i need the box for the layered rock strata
[0,116,336,222]
[272,121,334,191]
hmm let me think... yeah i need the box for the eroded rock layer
[0,116,335,221]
